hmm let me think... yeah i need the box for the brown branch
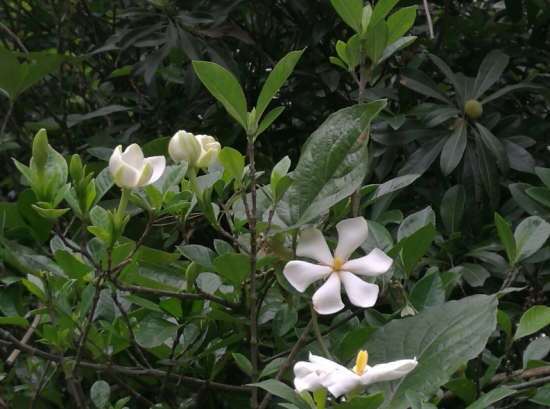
[6,301,42,366]
[0,325,251,393]
[258,319,314,409]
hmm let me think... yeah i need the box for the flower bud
[109,144,166,190]
[32,129,49,175]
[169,130,221,168]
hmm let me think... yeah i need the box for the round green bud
[464,100,483,119]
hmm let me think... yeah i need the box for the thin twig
[6,301,42,366]
[423,0,435,39]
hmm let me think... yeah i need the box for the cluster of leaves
[1,0,550,409]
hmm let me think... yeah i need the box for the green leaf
[256,106,285,136]
[465,388,515,409]
[398,136,449,176]
[514,306,550,340]
[441,185,465,235]
[364,295,497,409]
[54,249,93,281]
[249,380,310,409]
[218,147,245,183]
[475,124,509,175]
[494,213,516,265]
[259,358,287,379]
[428,54,465,108]
[400,67,454,106]
[330,0,363,32]
[178,244,217,270]
[480,83,550,105]
[93,168,115,206]
[272,304,298,336]
[275,102,386,229]
[19,55,64,95]
[535,167,550,188]
[365,20,388,65]
[0,316,29,328]
[135,317,180,348]
[401,223,435,275]
[0,48,22,99]
[514,216,550,262]
[409,273,445,311]
[212,253,250,287]
[379,36,416,63]
[90,206,110,230]
[192,61,248,130]
[387,6,417,44]
[256,50,304,119]
[397,207,435,241]
[162,163,188,196]
[232,353,252,374]
[475,134,500,210]
[509,183,550,220]
[456,263,490,287]
[421,107,460,129]
[333,393,385,409]
[361,174,420,208]
[472,50,509,100]
[523,336,550,368]
[91,380,111,409]
[440,120,467,176]
[122,294,163,312]
[370,0,400,31]
[444,378,477,406]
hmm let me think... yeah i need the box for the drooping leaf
[400,67,454,106]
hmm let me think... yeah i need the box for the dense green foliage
[1,0,550,409]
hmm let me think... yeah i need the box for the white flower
[109,144,166,189]
[169,130,221,168]
[283,217,393,314]
[294,351,417,398]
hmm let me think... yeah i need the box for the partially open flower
[109,144,166,189]
[294,351,417,398]
[283,217,393,314]
[169,130,221,168]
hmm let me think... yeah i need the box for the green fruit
[464,100,483,119]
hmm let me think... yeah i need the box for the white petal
[114,163,140,189]
[109,146,124,177]
[360,359,418,385]
[339,271,379,308]
[334,217,369,261]
[318,369,360,398]
[294,362,324,392]
[308,353,347,372]
[142,156,166,186]
[312,274,344,315]
[283,261,333,292]
[122,144,144,169]
[168,134,186,163]
[296,228,333,265]
[136,161,153,187]
[342,248,393,277]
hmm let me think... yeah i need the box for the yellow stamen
[355,350,368,375]
[333,257,343,271]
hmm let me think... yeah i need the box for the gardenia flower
[109,144,166,189]
[169,130,221,168]
[283,217,393,314]
[294,351,417,398]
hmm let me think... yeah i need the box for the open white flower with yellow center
[294,351,417,398]
[283,217,393,314]
[109,144,166,190]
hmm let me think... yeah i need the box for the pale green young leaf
[387,6,417,44]
[330,0,363,32]
[369,0,399,31]
[218,147,245,182]
[514,306,550,340]
[91,380,111,409]
[255,106,285,137]
[192,61,248,130]
[365,20,388,65]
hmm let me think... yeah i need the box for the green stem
[310,303,332,360]
[115,188,131,226]
[187,167,202,199]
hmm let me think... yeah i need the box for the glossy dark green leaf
[441,185,465,235]
[428,54,465,108]
[475,134,500,210]
[472,50,509,99]
[510,183,550,220]
[249,380,310,409]
[440,120,466,176]
[502,140,535,174]
[398,135,449,176]
[177,245,217,271]
[475,123,509,175]
[444,378,477,406]
[465,388,515,409]
[213,253,250,287]
[401,223,435,275]
[397,207,435,241]
[272,304,298,336]
[400,67,454,105]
